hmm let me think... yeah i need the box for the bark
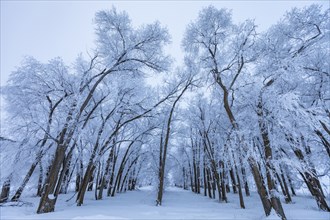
[95,163,101,200]
[241,167,250,197]
[203,166,207,196]
[229,168,238,194]
[107,148,118,197]
[76,164,96,206]
[0,177,11,203]
[248,156,272,216]
[232,152,244,209]
[206,168,212,198]
[37,162,44,197]
[37,144,67,213]
[75,159,83,192]
[219,161,227,202]
[315,130,330,157]
[280,170,292,203]
[97,147,114,199]
[59,152,73,194]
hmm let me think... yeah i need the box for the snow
[48,194,56,200]
[1,186,329,220]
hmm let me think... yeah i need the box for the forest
[0,4,329,220]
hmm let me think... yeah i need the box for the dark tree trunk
[59,153,73,194]
[76,164,96,206]
[206,168,212,198]
[229,168,237,194]
[203,166,207,196]
[107,148,118,197]
[37,145,67,214]
[98,147,114,199]
[234,162,245,209]
[219,161,227,202]
[75,159,83,192]
[249,157,272,216]
[212,175,216,199]
[280,171,292,203]
[315,129,330,157]
[286,173,296,196]
[0,177,11,203]
[37,162,44,197]
[241,167,250,197]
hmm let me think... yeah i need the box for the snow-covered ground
[1,186,329,220]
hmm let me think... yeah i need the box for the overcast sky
[1,0,329,88]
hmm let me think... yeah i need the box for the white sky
[1,0,329,87]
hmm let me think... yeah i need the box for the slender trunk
[206,168,212,199]
[286,173,296,196]
[212,174,216,199]
[196,164,201,194]
[59,152,73,194]
[157,133,164,205]
[120,157,139,192]
[95,163,101,200]
[11,161,39,201]
[157,82,191,205]
[203,166,207,196]
[315,129,330,157]
[75,159,83,192]
[37,162,44,197]
[188,158,194,192]
[107,148,118,196]
[233,158,245,209]
[229,168,238,193]
[280,170,292,203]
[219,161,227,202]
[241,167,250,196]
[98,147,114,199]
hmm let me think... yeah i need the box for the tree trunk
[248,156,272,216]
[11,161,39,201]
[258,97,286,220]
[229,168,238,193]
[37,145,66,214]
[0,177,11,203]
[75,159,83,192]
[290,142,330,211]
[280,170,292,203]
[286,173,296,196]
[76,164,96,206]
[203,166,207,196]
[37,162,44,197]
[219,161,227,202]
[98,147,114,199]
[206,168,212,198]
[233,160,245,209]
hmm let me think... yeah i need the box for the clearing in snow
[0,186,328,220]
